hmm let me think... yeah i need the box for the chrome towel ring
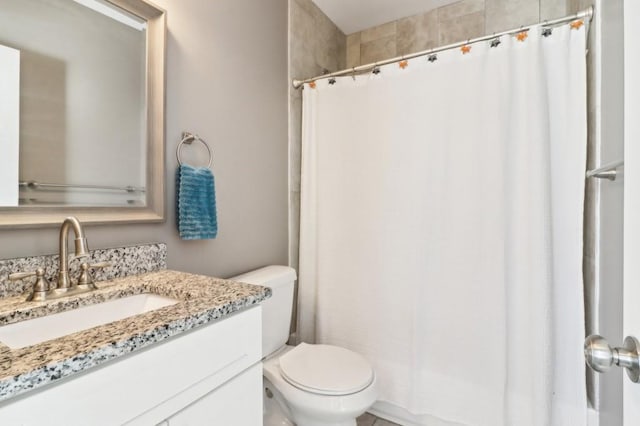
[177,131,213,168]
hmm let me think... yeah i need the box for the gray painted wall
[0,0,289,279]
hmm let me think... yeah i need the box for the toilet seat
[279,343,374,396]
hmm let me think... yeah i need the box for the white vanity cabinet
[0,306,263,426]
[164,363,262,425]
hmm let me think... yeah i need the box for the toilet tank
[231,266,296,358]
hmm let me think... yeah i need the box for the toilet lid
[279,343,374,396]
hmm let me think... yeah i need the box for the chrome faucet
[57,216,90,290]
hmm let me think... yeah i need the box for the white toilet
[232,266,377,426]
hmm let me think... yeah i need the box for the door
[624,0,640,424]
[584,1,640,425]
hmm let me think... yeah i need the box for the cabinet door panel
[168,363,263,426]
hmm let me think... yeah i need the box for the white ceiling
[311,0,459,35]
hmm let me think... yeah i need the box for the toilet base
[263,374,372,426]
[264,378,294,426]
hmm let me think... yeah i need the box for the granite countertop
[0,270,271,402]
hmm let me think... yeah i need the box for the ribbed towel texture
[176,164,218,240]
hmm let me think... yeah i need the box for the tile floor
[357,412,401,426]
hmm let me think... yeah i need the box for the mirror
[0,0,165,227]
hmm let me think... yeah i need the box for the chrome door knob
[584,335,615,373]
[584,334,640,383]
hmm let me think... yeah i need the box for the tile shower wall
[288,0,346,272]
[346,0,577,67]
[288,0,346,337]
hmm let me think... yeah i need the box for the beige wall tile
[292,0,315,16]
[290,0,314,53]
[346,33,361,68]
[289,93,302,193]
[336,36,347,70]
[308,0,334,30]
[361,21,397,43]
[314,12,343,71]
[360,35,397,64]
[290,36,322,79]
[316,35,338,72]
[485,0,539,34]
[541,0,567,20]
[567,0,593,14]
[439,11,485,45]
[347,32,361,49]
[397,9,438,56]
[289,0,346,280]
[580,0,594,9]
[290,0,346,74]
[438,0,485,21]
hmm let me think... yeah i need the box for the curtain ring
[177,132,213,168]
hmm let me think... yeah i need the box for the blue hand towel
[176,164,218,240]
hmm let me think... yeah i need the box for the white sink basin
[0,293,179,349]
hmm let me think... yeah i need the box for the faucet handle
[77,262,111,288]
[9,270,38,281]
[9,268,50,302]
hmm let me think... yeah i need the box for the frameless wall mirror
[0,0,165,227]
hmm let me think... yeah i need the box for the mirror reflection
[0,0,147,207]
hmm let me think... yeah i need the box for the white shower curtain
[298,23,587,426]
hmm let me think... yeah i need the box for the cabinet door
[167,363,263,426]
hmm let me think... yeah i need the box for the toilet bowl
[264,344,377,426]
[231,266,378,426]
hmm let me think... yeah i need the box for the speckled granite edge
[0,243,167,299]
[0,270,271,402]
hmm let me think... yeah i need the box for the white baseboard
[369,402,600,426]
[368,401,463,426]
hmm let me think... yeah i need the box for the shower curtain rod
[292,6,594,89]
